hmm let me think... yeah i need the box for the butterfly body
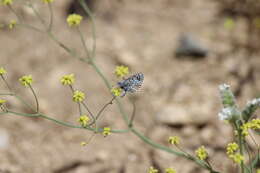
[117,73,144,97]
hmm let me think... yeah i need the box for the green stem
[89,62,130,124]
[8,5,22,21]
[27,1,46,27]
[95,96,116,121]
[0,76,35,112]
[7,3,43,33]
[244,143,253,173]
[77,0,96,59]
[78,103,82,115]
[69,85,95,127]
[235,121,245,173]
[128,100,136,127]
[238,134,245,173]
[7,110,39,117]
[77,27,91,59]
[47,3,53,31]
[14,95,35,112]
[28,85,39,113]
[47,31,86,62]
[5,110,129,133]
[130,127,218,172]
[1,75,12,91]
[81,102,96,126]
[0,93,35,112]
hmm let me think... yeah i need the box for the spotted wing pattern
[117,73,144,96]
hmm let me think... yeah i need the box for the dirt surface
[0,0,260,173]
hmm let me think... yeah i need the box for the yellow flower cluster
[0,99,6,105]
[257,169,260,173]
[103,127,111,137]
[241,118,260,136]
[1,0,12,5]
[78,115,90,127]
[42,0,53,3]
[80,141,87,146]
[195,146,208,160]
[115,65,129,78]
[229,153,244,164]
[148,167,158,173]
[111,87,122,97]
[60,74,75,85]
[0,67,7,75]
[73,90,85,102]
[168,136,180,145]
[8,20,16,29]
[19,75,33,87]
[224,17,235,29]
[226,142,238,155]
[165,168,176,173]
[226,142,244,164]
[67,14,83,27]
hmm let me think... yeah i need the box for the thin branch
[27,1,46,26]
[5,110,129,133]
[81,102,96,125]
[95,96,116,121]
[128,100,136,127]
[47,3,53,31]
[78,0,96,59]
[29,85,39,113]
[1,75,12,91]
[8,5,22,21]
[77,27,91,60]
[0,76,35,111]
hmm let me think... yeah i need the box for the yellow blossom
[250,119,260,129]
[195,146,208,160]
[257,169,260,173]
[241,123,250,136]
[80,141,87,146]
[0,67,7,75]
[42,0,53,3]
[148,167,158,173]
[67,14,83,27]
[60,74,75,85]
[78,115,90,127]
[224,17,235,29]
[19,75,33,87]
[1,0,13,5]
[165,168,176,173]
[254,18,260,29]
[0,99,6,105]
[8,20,16,29]
[226,142,239,155]
[103,127,111,137]
[229,153,244,164]
[114,65,129,78]
[73,90,85,102]
[241,119,260,136]
[168,136,180,145]
[111,87,122,97]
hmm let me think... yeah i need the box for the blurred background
[0,0,260,172]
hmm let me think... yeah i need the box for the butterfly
[117,73,144,97]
